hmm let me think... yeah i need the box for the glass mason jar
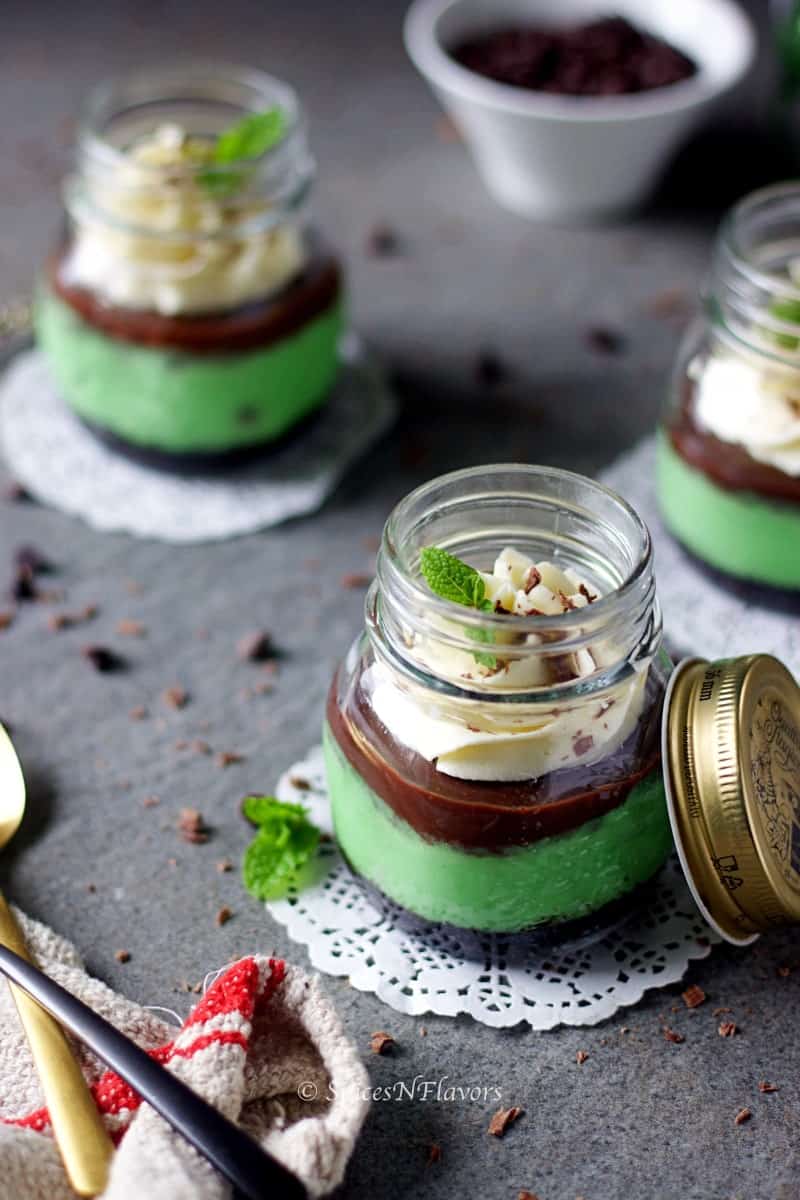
[35,63,344,467]
[658,182,800,591]
[324,465,674,945]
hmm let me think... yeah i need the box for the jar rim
[76,61,303,177]
[380,462,653,637]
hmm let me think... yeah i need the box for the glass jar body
[657,183,800,591]
[324,465,674,943]
[35,64,344,465]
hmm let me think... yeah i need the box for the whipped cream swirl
[64,124,306,316]
[693,352,800,478]
[371,548,647,783]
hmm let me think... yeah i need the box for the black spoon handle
[0,944,306,1200]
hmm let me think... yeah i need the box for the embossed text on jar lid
[662,654,800,946]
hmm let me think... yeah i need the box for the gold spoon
[0,722,113,1195]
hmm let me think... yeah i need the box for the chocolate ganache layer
[326,673,663,852]
[670,378,800,504]
[49,248,342,355]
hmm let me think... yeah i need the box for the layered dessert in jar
[36,65,343,467]
[324,465,673,941]
[658,183,800,590]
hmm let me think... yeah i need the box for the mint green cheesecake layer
[323,723,672,932]
[657,432,800,589]
[35,285,343,454]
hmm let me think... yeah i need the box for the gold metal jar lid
[663,654,800,946]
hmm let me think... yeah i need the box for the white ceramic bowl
[404,0,756,220]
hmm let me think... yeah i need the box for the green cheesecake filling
[657,432,800,590]
[323,722,671,933]
[35,285,343,454]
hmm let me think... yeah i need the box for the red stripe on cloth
[1,957,286,1134]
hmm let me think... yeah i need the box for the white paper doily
[269,745,717,1030]
[0,336,395,544]
[600,436,800,674]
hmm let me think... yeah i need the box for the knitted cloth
[0,908,370,1200]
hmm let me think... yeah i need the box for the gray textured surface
[1,3,799,1199]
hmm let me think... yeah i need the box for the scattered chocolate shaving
[573,734,594,757]
[369,1030,395,1055]
[488,1106,524,1137]
[576,1049,589,1065]
[115,949,131,964]
[712,1006,732,1016]
[11,565,37,602]
[524,566,542,593]
[164,686,189,709]
[579,583,597,603]
[178,808,210,844]
[4,482,30,503]
[758,1081,779,1093]
[662,1026,684,1044]
[518,1192,540,1200]
[585,326,625,355]
[0,612,14,631]
[116,619,146,637]
[419,1026,427,1037]
[366,224,402,257]
[48,604,97,631]
[426,1143,442,1166]
[289,774,311,790]
[14,545,52,574]
[129,705,148,721]
[86,882,96,894]
[718,1021,738,1038]
[216,750,245,768]
[682,985,706,1009]
[82,645,125,673]
[475,350,508,387]
[734,1107,752,1126]
[777,964,791,978]
[216,858,233,873]
[340,572,373,590]
[191,739,212,755]
[215,905,233,927]
[237,630,275,662]
[558,590,577,611]
[142,795,160,808]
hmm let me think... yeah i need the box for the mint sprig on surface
[419,546,497,669]
[199,107,286,196]
[241,795,320,901]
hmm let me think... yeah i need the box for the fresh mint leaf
[214,108,286,163]
[420,546,485,608]
[240,794,320,901]
[420,546,497,669]
[768,297,800,350]
[199,107,286,196]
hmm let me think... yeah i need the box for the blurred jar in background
[36,64,344,468]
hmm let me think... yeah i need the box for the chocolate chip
[734,1107,752,1126]
[14,545,52,574]
[115,949,131,964]
[573,734,594,757]
[216,858,233,873]
[341,573,373,590]
[48,605,97,632]
[237,631,275,662]
[758,1081,779,1093]
[215,905,234,927]
[718,1021,738,1038]
[585,326,625,355]
[662,1026,684,1044]
[163,686,189,709]
[178,808,210,844]
[366,225,401,257]
[426,1143,442,1166]
[579,582,597,603]
[129,705,148,721]
[82,645,125,673]
[369,1030,395,1055]
[216,751,245,768]
[576,1049,589,1064]
[0,612,14,632]
[523,566,542,593]
[488,1106,524,1137]
[682,985,706,1009]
